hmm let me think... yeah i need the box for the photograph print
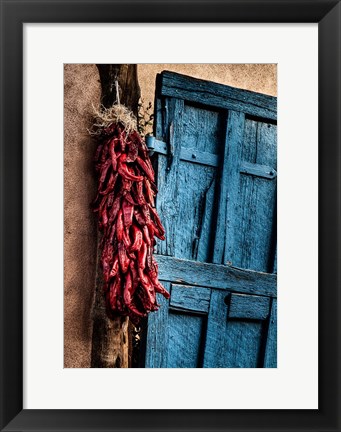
[64,64,277,368]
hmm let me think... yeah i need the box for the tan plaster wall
[64,64,276,368]
[64,64,101,368]
[138,64,277,107]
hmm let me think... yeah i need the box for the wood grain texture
[180,147,219,167]
[225,320,263,368]
[203,290,229,368]
[182,103,224,154]
[229,293,270,320]
[156,102,223,262]
[155,254,277,297]
[153,74,164,140]
[147,137,219,167]
[224,117,277,273]
[175,161,216,260]
[154,150,216,259]
[155,98,184,256]
[97,64,140,114]
[160,71,277,120]
[216,110,245,265]
[170,284,211,313]
[168,312,205,368]
[240,161,277,179]
[145,282,171,368]
[196,177,216,262]
[263,299,277,367]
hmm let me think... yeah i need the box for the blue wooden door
[145,71,277,368]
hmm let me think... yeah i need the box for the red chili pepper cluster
[93,122,170,322]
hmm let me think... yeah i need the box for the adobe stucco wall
[138,64,277,107]
[64,64,277,368]
[64,64,101,368]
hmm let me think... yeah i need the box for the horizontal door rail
[156,254,277,298]
[147,138,277,180]
[146,136,219,167]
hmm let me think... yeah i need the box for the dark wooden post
[91,64,140,368]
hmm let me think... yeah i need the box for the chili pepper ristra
[90,102,170,323]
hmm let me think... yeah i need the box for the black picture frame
[1,1,340,431]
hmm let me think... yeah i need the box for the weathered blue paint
[263,299,277,368]
[240,161,277,180]
[155,254,276,297]
[218,110,245,265]
[229,293,270,320]
[170,284,211,314]
[147,137,219,167]
[168,312,204,368]
[144,285,171,369]
[202,290,230,368]
[146,71,277,368]
[225,320,264,368]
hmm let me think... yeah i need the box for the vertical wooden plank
[225,119,277,272]
[263,299,277,367]
[242,121,277,272]
[145,282,171,368]
[155,102,222,262]
[196,178,216,262]
[221,110,247,266]
[213,110,245,264]
[203,290,229,368]
[156,98,184,256]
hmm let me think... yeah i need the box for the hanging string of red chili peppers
[90,98,170,323]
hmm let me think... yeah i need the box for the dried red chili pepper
[136,156,155,182]
[130,224,143,252]
[118,154,143,182]
[122,200,134,228]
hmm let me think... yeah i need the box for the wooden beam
[156,254,277,298]
[91,64,140,368]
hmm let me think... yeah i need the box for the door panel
[168,312,205,368]
[175,160,216,260]
[155,99,224,262]
[225,320,264,368]
[145,71,277,368]
[224,116,277,272]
